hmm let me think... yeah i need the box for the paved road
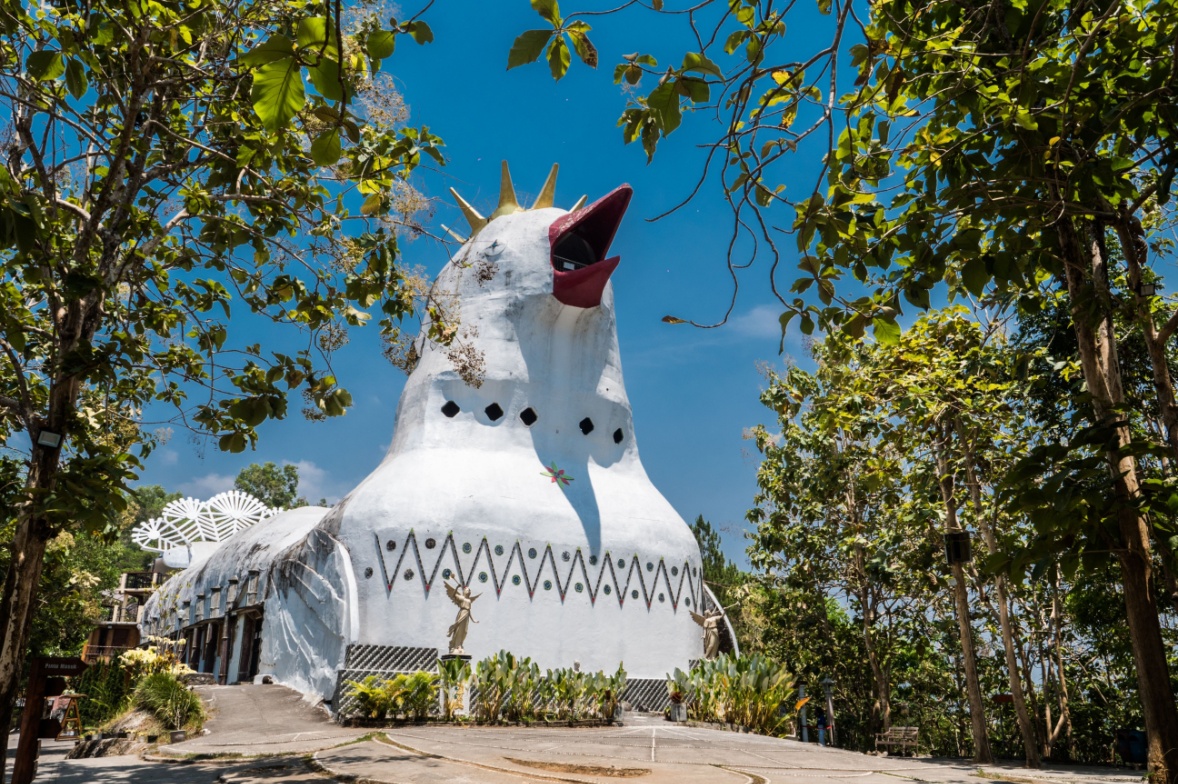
[10,684,1146,784]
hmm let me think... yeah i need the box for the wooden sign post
[13,657,87,784]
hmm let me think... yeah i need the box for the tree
[689,515,749,644]
[512,0,1178,777]
[235,462,301,510]
[0,0,439,772]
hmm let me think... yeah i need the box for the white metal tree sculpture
[131,491,281,553]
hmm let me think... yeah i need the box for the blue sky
[137,2,834,566]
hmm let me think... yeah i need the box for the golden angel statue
[444,580,481,654]
[690,605,731,660]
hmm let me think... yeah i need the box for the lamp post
[821,677,837,747]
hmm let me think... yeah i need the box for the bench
[875,726,919,755]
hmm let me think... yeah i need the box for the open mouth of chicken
[548,185,632,308]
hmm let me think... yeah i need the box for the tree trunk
[933,429,992,764]
[856,554,891,733]
[845,469,891,734]
[957,423,1040,767]
[0,445,64,782]
[1059,217,1178,784]
[1051,568,1074,760]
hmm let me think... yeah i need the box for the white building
[141,165,735,712]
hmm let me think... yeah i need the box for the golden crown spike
[448,162,584,242]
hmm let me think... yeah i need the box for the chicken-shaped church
[141,164,735,712]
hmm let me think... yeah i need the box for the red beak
[548,185,632,308]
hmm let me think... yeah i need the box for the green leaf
[219,432,248,453]
[361,193,383,215]
[310,129,341,165]
[366,30,396,59]
[547,35,570,80]
[872,317,901,345]
[297,17,332,50]
[531,0,561,25]
[251,56,306,131]
[241,35,295,67]
[309,58,344,101]
[405,21,433,44]
[681,52,722,78]
[64,58,87,98]
[27,51,64,81]
[677,76,709,103]
[647,81,681,134]
[567,25,597,68]
[961,257,990,297]
[507,30,553,70]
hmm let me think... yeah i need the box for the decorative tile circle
[404,569,414,580]
[658,593,665,602]
[528,547,537,559]
[478,572,488,583]
[512,575,521,586]
[425,538,436,549]
[631,590,639,599]
[364,567,373,578]
[589,555,598,566]
[617,558,626,568]
[494,544,504,556]
[646,562,654,571]
[462,543,472,554]
[685,598,691,607]
[604,585,612,595]
[575,583,584,593]
[443,568,452,579]
[671,566,679,576]
[562,551,571,562]
[543,580,553,591]
[386,541,396,551]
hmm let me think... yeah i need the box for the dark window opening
[552,231,597,271]
[441,401,460,418]
[613,428,624,444]
[520,407,538,426]
[579,417,594,435]
[485,403,504,421]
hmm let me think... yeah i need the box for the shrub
[344,672,439,721]
[133,671,205,730]
[72,659,132,728]
[470,650,627,724]
[668,654,793,736]
[438,657,472,720]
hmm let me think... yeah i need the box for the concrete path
[154,684,364,758]
[315,714,1144,784]
[11,684,1146,784]
[6,740,284,784]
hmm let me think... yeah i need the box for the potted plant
[669,690,687,722]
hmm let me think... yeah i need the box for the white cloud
[178,472,235,498]
[728,305,785,339]
[286,459,344,505]
[158,448,180,467]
